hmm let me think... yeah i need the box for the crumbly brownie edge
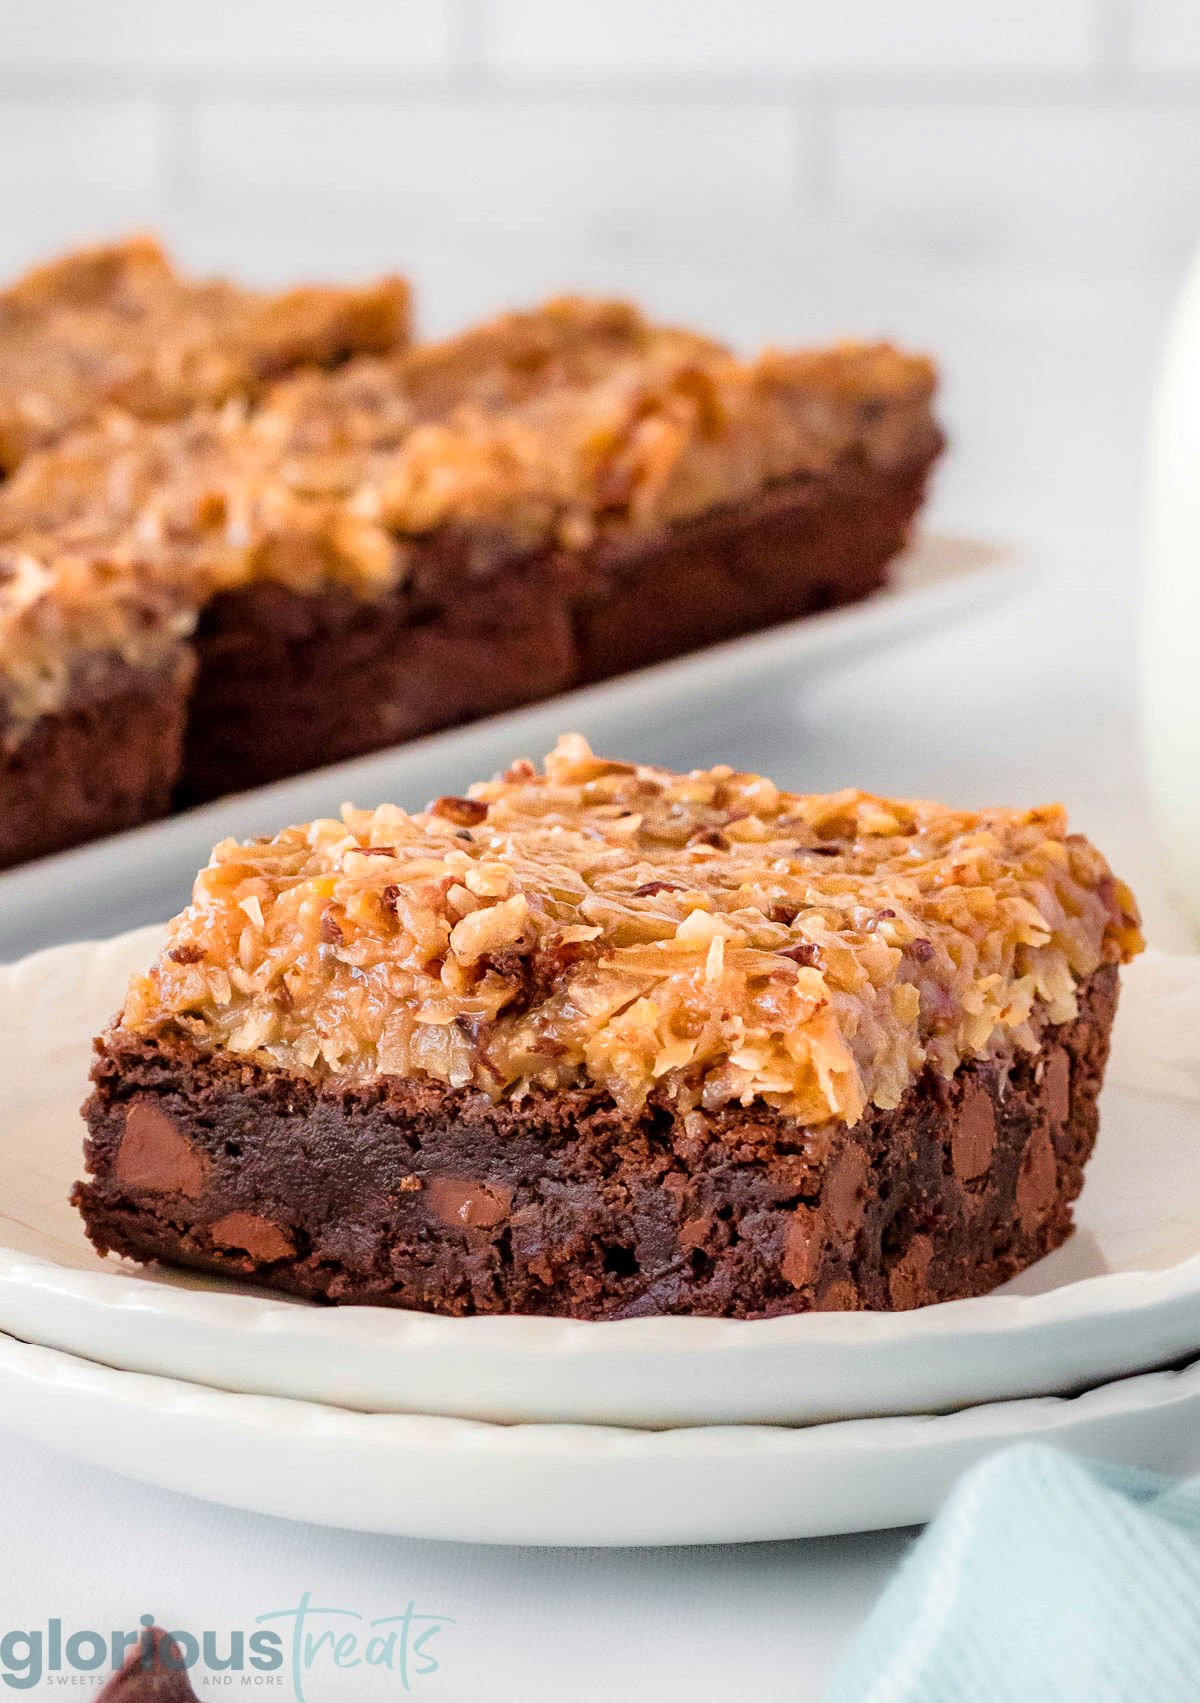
[74,965,1117,1320]
[0,654,194,870]
[176,451,934,803]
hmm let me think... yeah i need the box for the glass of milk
[1145,255,1200,939]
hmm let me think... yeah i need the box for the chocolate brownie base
[570,455,930,684]
[75,966,1117,1320]
[0,658,192,869]
[176,454,934,803]
[177,546,575,804]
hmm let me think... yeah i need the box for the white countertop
[0,252,1192,1699]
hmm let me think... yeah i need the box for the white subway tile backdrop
[186,96,802,238]
[832,103,1200,265]
[0,1,1197,282]
[489,0,1101,80]
[0,0,460,77]
[1131,0,1200,74]
[0,97,162,194]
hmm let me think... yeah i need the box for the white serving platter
[0,928,1198,1428]
[1,1330,1199,1545]
[0,533,1013,961]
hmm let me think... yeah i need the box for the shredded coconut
[121,736,1143,1126]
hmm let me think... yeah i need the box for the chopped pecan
[430,795,488,827]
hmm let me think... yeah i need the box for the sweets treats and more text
[0,235,940,867]
[75,737,1142,1322]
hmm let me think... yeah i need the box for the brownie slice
[0,301,942,829]
[75,738,1142,1319]
[0,657,192,869]
[177,463,921,801]
[0,548,196,868]
[174,326,940,801]
[0,233,411,862]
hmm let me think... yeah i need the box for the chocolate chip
[430,795,488,827]
[1043,1049,1071,1124]
[426,1176,513,1229]
[952,1087,996,1182]
[796,844,839,857]
[824,1142,870,1237]
[781,1206,823,1289]
[209,1211,295,1263]
[910,937,935,962]
[98,1628,200,1700]
[115,1102,210,1197]
[1016,1127,1058,1233]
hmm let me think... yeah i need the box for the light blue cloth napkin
[828,1444,1200,1703]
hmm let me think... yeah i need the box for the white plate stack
[2,928,1200,1546]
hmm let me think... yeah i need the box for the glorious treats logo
[0,1593,454,1695]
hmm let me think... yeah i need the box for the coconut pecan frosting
[118,736,1142,1126]
[0,234,410,472]
[0,296,938,730]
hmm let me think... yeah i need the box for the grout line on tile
[1095,0,1133,89]
[451,0,490,90]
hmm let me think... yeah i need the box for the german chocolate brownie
[75,738,1142,1319]
[0,234,411,864]
[0,296,941,856]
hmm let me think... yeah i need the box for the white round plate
[2,931,1200,1427]
[3,1330,1200,1545]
